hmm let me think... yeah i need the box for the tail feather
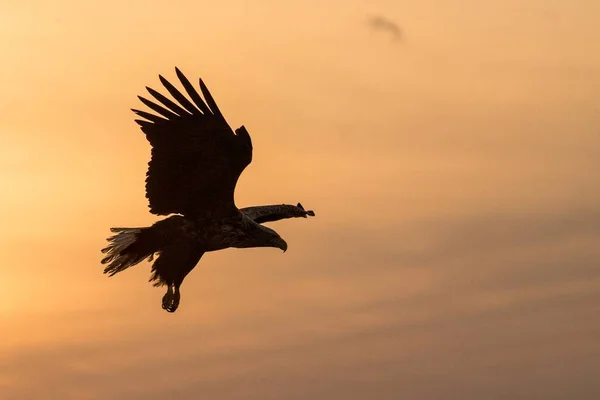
[101,215,189,281]
[101,227,155,276]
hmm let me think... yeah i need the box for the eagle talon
[161,286,173,310]
[162,285,180,312]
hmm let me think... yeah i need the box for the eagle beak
[274,237,288,253]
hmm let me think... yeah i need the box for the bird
[100,67,315,313]
[367,15,402,40]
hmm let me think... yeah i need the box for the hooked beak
[273,237,288,253]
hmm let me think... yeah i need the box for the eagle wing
[241,203,315,224]
[132,68,253,218]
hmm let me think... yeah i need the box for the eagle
[100,67,315,313]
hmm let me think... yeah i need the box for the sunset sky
[1,0,600,398]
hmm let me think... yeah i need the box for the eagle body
[101,68,314,312]
[156,211,288,253]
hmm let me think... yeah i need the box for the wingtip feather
[134,119,153,128]
[198,78,223,118]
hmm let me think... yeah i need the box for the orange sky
[1,0,600,398]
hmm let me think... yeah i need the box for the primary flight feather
[101,68,315,313]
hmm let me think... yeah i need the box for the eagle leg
[161,284,181,313]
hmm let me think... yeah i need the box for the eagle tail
[100,227,157,277]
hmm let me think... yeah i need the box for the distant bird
[368,15,402,40]
[101,68,315,313]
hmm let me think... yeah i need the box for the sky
[1,0,600,398]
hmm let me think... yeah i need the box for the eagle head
[253,224,288,252]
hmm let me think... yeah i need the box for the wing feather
[159,75,202,115]
[134,119,153,128]
[199,78,224,119]
[146,86,191,117]
[131,108,168,124]
[175,67,212,115]
[138,95,181,120]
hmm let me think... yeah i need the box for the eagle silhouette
[101,68,315,313]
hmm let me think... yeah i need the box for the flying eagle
[101,68,315,313]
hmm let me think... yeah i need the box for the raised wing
[132,67,253,217]
[241,203,315,224]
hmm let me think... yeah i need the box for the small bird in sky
[368,15,402,40]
